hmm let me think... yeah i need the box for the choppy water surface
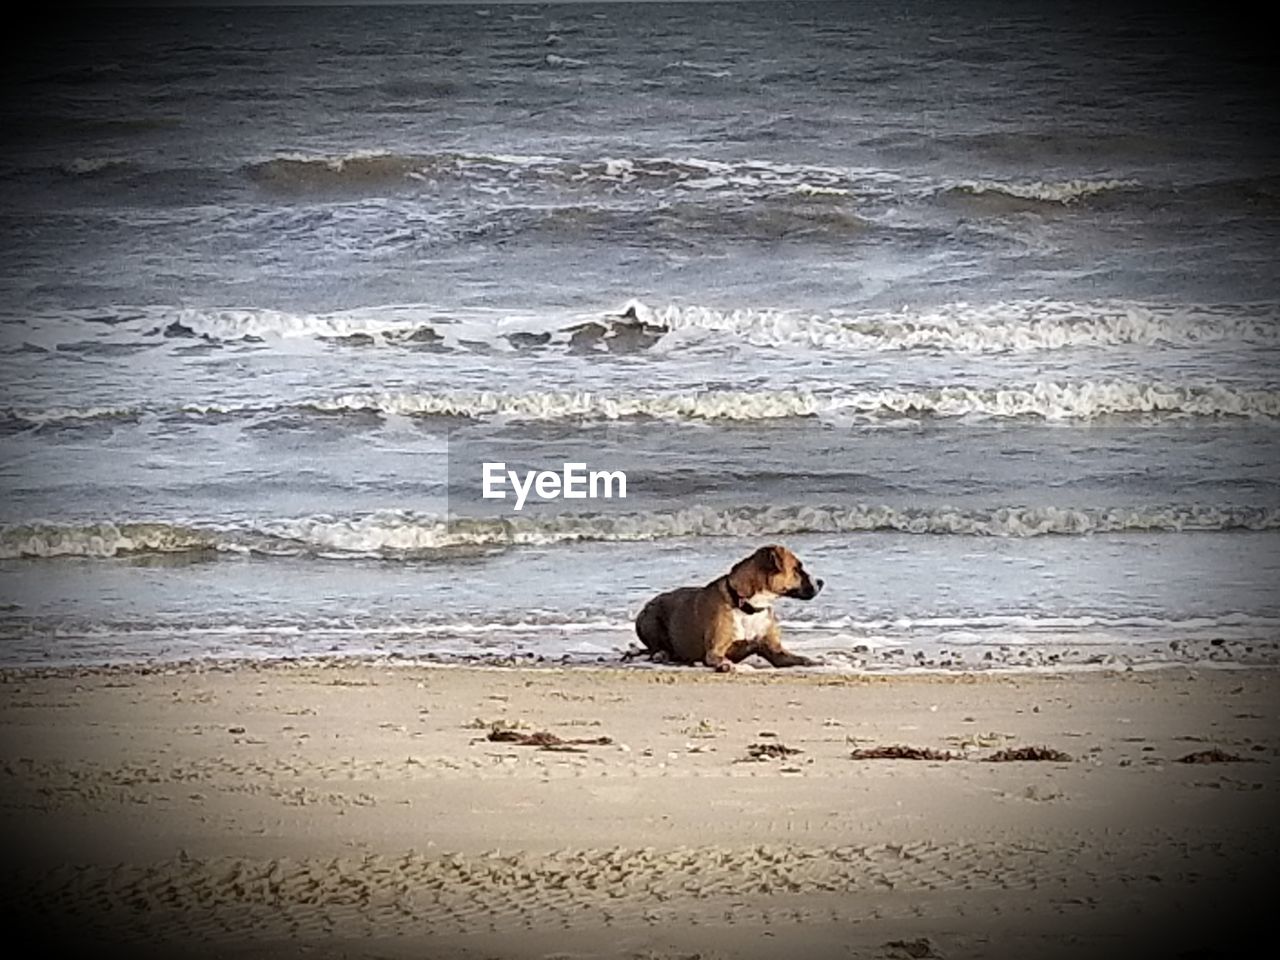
[1,3,1277,669]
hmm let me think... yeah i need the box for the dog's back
[634,586,705,661]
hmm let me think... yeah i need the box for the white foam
[23,297,1275,357]
[2,404,140,426]
[5,503,1275,562]
[623,298,1280,352]
[664,60,732,78]
[943,177,1140,204]
[0,522,216,559]
[256,513,456,554]
[601,158,636,180]
[791,184,855,197]
[312,381,1280,423]
[311,388,827,422]
[841,382,1280,420]
[228,152,1145,209]
[414,503,1279,547]
[9,377,1280,430]
[788,612,1280,636]
[476,152,567,167]
[166,306,448,342]
[557,153,880,195]
[545,53,588,67]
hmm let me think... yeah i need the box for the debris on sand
[884,937,940,958]
[984,746,1073,762]
[486,728,613,752]
[744,741,803,761]
[849,745,957,761]
[1177,748,1253,764]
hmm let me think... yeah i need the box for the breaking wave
[501,198,874,243]
[158,306,453,344]
[934,172,1280,211]
[8,381,1280,429]
[240,150,890,198]
[258,505,1280,551]
[544,53,589,68]
[13,298,1277,356]
[229,153,1254,213]
[622,299,1280,353]
[41,147,1277,226]
[244,151,444,190]
[0,405,141,429]
[4,504,1278,560]
[0,522,218,559]
[937,177,1140,206]
[309,382,1280,423]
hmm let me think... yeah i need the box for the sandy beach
[0,661,1276,959]
[5,4,1279,958]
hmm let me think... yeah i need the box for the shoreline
[2,660,1278,958]
[1,636,1276,680]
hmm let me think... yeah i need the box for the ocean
[1,1,1278,670]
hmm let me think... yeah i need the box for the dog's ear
[761,545,787,573]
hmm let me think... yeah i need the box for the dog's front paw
[713,660,735,673]
[770,652,820,668]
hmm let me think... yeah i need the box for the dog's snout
[788,572,823,601]
[815,578,825,591]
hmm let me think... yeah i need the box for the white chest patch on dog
[732,607,774,642]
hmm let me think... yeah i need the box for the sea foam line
[11,298,1278,355]
[623,298,1280,352]
[7,380,1280,429]
[938,177,1140,204]
[311,382,1280,422]
[0,522,219,559]
[4,504,1277,559]
[238,150,900,202]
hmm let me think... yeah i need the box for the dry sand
[1,660,1277,959]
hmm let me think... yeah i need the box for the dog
[632,545,823,672]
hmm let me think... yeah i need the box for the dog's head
[727,545,824,604]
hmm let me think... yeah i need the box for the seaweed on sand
[849,745,957,761]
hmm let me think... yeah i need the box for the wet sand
[1,661,1277,959]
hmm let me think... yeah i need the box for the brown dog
[633,545,823,672]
